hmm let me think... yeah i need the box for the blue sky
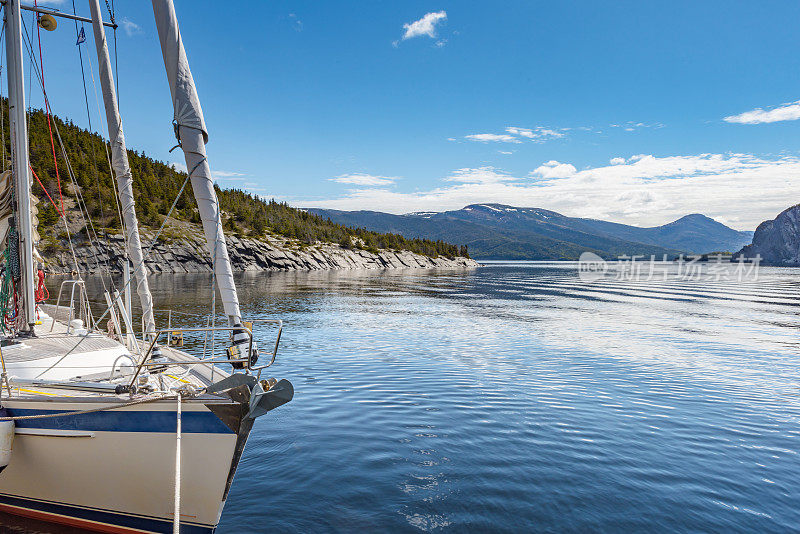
[23,1,800,229]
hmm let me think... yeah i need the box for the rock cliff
[43,231,478,274]
[735,205,800,265]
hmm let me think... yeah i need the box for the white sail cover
[89,0,156,338]
[151,0,242,326]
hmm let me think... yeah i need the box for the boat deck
[1,332,121,363]
[0,305,222,399]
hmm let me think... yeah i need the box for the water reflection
[2,263,798,532]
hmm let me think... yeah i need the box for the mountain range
[306,204,754,260]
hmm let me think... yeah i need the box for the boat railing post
[0,343,10,397]
[67,283,78,334]
[173,391,182,534]
[114,290,140,355]
[80,284,91,331]
[104,292,124,342]
[84,284,95,332]
[51,281,64,332]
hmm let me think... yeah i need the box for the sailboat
[0,1,293,532]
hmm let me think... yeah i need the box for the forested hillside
[6,100,465,259]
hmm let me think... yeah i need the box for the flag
[76,27,85,45]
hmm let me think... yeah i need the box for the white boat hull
[0,396,249,533]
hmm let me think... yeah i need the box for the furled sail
[88,0,156,339]
[151,0,242,327]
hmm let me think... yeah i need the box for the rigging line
[19,14,78,284]
[108,0,119,109]
[81,37,130,252]
[77,10,126,254]
[37,165,200,373]
[25,12,31,112]
[10,16,77,276]
[32,0,65,216]
[82,44,117,223]
[70,2,122,246]
[26,10,37,121]
[29,165,61,215]
[51,121,113,285]
[58,208,80,274]
[84,158,206,343]
[19,13,117,287]
[18,26,112,288]
[0,21,6,172]
[96,0,124,241]
[28,8,111,237]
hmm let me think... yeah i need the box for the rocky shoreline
[43,231,479,274]
[735,204,800,265]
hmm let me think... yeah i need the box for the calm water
[25,263,800,531]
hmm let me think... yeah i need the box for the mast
[88,0,157,341]
[5,0,36,330]
[151,0,243,329]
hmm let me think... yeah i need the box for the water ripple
[29,263,800,533]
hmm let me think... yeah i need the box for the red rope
[33,0,65,217]
[34,269,48,303]
[30,165,63,217]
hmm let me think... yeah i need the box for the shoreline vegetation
[11,101,474,272]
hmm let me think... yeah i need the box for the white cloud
[610,157,626,165]
[724,100,800,124]
[288,13,303,32]
[331,173,398,187]
[464,133,520,143]
[464,126,568,144]
[461,122,658,145]
[297,153,800,229]
[401,11,447,41]
[120,17,141,37]
[506,126,566,142]
[444,167,516,184]
[608,121,663,131]
[531,160,577,179]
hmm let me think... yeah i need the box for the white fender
[0,419,14,472]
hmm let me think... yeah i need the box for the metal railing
[49,280,94,333]
[109,354,137,380]
[44,292,284,388]
[246,319,283,377]
[128,326,255,389]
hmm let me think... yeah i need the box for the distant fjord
[306,204,754,260]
